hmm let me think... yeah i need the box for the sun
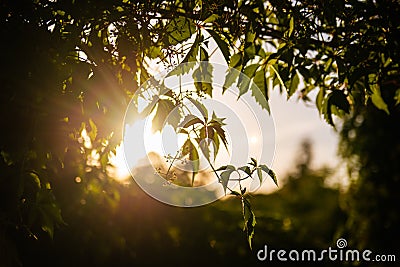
[109,118,167,181]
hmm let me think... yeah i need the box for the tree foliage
[338,81,400,252]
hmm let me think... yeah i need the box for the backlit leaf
[257,167,263,184]
[212,130,220,159]
[152,99,177,133]
[251,68,270,112]
[210,122,228,152]
[165,16,196,45]
[187,97,208,120]
[242,197,256,249]
[330,90,350,114]
[220,167,235,194]
[316,88,325,114]
[207,29,230,64]
[229,53,242,68]
[179,114,204,129]
[288,16,294,37]
[288,71,300,98]
[370,84,389,114]
[181,139,200,185]
[238,166,252,177]
[259,164,278,187]
[223,68,240,93]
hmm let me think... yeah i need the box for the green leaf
[210,122,228,152]
[148,46,164,59]
[198,127,211,161]
[220,166,235,193]
[243,64,259,79]
[207,29,230,63]
[216,165,228,171]
[199,46,208,61]
[181,139,200,185]
[324,58,333,72]
[238,73,251,97]
[182,33,201,64]
[269,65,287,91]
[242,197,256,249]
[245,44,256,59]
[88,118,97,141]
[187,98,208,120]
[179,114,204,129]
[229,53,242,68]
[249,157,257,167]
[193,63,213,97]
[245,31,256,43]
[211,111,226,126]
[165,16,196,45]
[251,68,270,112]
[330,90,350,114]
[257,167,263,185]
[194,82,213,97]
[259,164,278,187]
[223,68,240,93]
[152,99,178,133]
[288,16,294,37]
[370,84,389,114]
[288,71,300,98]
[322,96,334,126]
[212,130,220,159]
[199,140,210,162]
[138,96,159,118]
[238,166,251,176]
[100,153,108,171]
[316,88,325,114]
[203,14,219,24]
[167,62,197,77]
[190,144,200,186]
[230,190,241,196]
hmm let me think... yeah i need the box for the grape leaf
[181,138,200,185]
[220,166,235,193]
[152,99,177,133]
[370,84,389,114]
[242,197,256,249]
[259,164,278,187]
[187,97,208,120]
[165,16,196,45]
[288,71,300,98]
[178,114,204,129]
[207,29,230,63]
[223,67,240,93]
[251,68,271,112]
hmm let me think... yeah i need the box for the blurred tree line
[11,141,345,267]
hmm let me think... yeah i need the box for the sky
[267,89,339,178]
